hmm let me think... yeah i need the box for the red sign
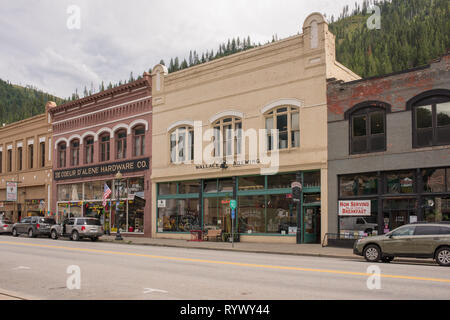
[338,200,371,216]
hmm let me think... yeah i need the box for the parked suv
[0,217,13,234]
[12,217,56,238]
[354,222,450,266]
[50,217,103,241]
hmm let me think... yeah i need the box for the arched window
[133,126,145,157]
[264,106,299,150]
[408,90,450,148]
[346,102,389,154]
[57,142,67,168]
[84,136,94,164]
[116,130,127,159]
[99,133,110,162]
[170,126,194,163]
[212,117,242,158]
[70,139,80,166]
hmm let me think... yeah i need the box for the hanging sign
[6,182,18,201]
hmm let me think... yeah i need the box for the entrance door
[303,207,321,244]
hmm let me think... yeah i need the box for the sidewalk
[99,235,359,260]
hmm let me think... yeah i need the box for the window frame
[169,126,194,164]
[212,117,242,160]
[99,133,110,162]
[133,126,145,157]
[70,139,80,166]
[264,106,299,151]
[115,130,127,160]
[408,89,450,148]
[57,142,67,168]
[347,102,388,155]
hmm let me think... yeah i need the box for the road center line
[1,241,449,284]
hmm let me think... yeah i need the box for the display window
[339,173,378,197]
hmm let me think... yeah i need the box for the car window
[21,218,31,223]
[1,219,12,224]
[76,219,101,226]
[392,226,415,237]
[414,226,441,235]
[67,219,75,225]
[356,218,365,224]
[39,218,56,224]
[440,227,450,235]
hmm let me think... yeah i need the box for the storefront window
[128,177,145,198]
[204,180,218,193]
[113,180,127,199]
[304,193,321,205]
[422,168,446,193]
[84,202,103,219]
[423,196,450,223]
[128,197,145,233]
[238,176,265,191]
[179,180,200,194]
[70,184,83,201]
[303,171,320,188]
[238,195,265,233]
[266,195,298,234]
[84,180,106,200]
[158,198,199,232]
[111,200,127,232]
[203,197,232,233]
[219,178,234,192]
[383,198,417,233]
[159,182,177,195]
[386,171,414,194]
[339,173,378,197]
[339,199,378,236]
[69,203,83,218]
[57,185,71,201]
[268,173,296,189]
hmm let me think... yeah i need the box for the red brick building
[49,73,152,237]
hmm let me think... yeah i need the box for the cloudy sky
[1,0,366,98]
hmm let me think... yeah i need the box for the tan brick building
[151,13,360,244]
[0,102,54,222]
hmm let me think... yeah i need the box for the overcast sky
[0,0,366,98]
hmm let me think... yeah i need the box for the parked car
[354,222,450,266]
[11,216,56,238]
[50,217,103,241]
[0,217,13,234]
[340,217,378,234]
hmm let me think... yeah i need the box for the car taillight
[36,224,40,229]
[3,225,7,228]
[81,226,86,231]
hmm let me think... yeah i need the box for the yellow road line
[1,240,450,284]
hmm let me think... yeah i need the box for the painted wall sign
[54,158,149,181]
[338,200,371,216]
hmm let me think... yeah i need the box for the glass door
[303,206,321,244]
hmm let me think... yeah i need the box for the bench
[204,229,222,242]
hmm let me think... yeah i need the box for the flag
[103,183,112,207]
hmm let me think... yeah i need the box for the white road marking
[143,288,168,294]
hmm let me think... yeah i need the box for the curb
[98,238,361,261]
[0,288,39,300]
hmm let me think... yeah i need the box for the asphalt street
[0,235,449,300]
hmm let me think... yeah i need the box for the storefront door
[382,198,417,233]
[303,206,321,244]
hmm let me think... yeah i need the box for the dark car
[12,216,56,238]
[354,222,450,266]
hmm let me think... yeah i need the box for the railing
[322,233,367,248]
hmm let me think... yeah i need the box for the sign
[229,200,237,210]
[338,200,371,216]
[54,157,149,181]
[231,209,235,219]
[6,182,18,201]
[288,227,298,235]
[291,181,302,202]
[157,200,166,208]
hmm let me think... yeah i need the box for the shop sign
[195,159,261,170]
[338,200,371,216]
[291,182,302,202]
[6,182,18,202]
[54,158,149,181]
[157,200,166,208]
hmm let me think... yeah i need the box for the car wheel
[12,228,18,237]
[363,244,381,262]
[71,231,80,241]
[435,247,450,267]
[51,230,58,240]
[91,237,98,242]
[28,229,35,238]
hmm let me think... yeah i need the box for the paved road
[0,235,449,300]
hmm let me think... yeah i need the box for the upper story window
[70,140,80,166]
[170,126,193,163]
[40,142,45,167]
[264,106,299,151]
[0,151,2,173]
[99,134,110,162]
[133,126,145,157]
[28,144,34,169]
[346,102,389,154]
[213,117,242,158]
[7,149,12,172]
[17,147,22,171]
[409,90,450,148]
[84,137,94,164]
[57,142,66,168]
[116,130,127,160]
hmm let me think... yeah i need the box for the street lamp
[115,171,123,240]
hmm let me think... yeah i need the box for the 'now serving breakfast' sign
[338,200,371,216]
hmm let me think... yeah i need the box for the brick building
[327,53,450,237]
[49,73,152,237]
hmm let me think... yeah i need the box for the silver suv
[51,217,103,241]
